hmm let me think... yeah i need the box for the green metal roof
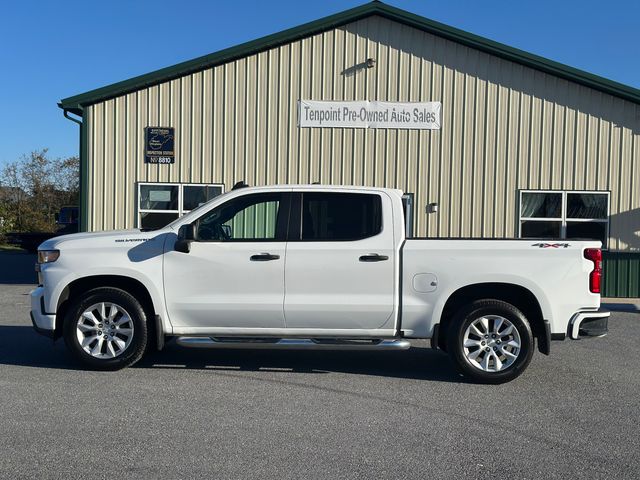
[59,1,640,114]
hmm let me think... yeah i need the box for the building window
[137,182,224,230]
[402,193,414,238]
[519,190,609,247]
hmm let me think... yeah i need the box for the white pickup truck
[31,184,609,383]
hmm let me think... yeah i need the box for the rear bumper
[30,286,56,338]
[569,309,610,339]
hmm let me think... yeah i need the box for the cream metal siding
[85,15,640,252]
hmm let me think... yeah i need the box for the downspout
[63,109,82,126]
[62,108,88,232]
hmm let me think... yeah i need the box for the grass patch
[0,243,26,252]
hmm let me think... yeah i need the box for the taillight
[584,248,602,294]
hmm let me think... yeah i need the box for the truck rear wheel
[446,299,534,384]
[63,287,148,370]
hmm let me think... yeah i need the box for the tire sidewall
[448,300,534,384]
[63,288,148,370]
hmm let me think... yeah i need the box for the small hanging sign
[145,127,175,164]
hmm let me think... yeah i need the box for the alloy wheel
[75,302,135,359]
[462,315,521,372]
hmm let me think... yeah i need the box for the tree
[0,149,79,233]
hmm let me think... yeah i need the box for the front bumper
[569,309,610,339]
[30,286,56,338]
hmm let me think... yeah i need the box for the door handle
[250,253,280,261]
[359,253,389,262]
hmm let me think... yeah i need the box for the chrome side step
[175,337,411,351]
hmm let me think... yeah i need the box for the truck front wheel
[446,299,534,384]
[63,287,148,370]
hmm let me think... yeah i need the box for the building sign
[145,127,175,164]
[298,100,441,130]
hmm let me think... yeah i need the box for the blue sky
[1,0,638,168]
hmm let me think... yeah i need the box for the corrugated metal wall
[603,252,640,297]
[85,14,640,253]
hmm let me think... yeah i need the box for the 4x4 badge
[531,242,570,248]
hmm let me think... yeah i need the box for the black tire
[63,287,148,370]
[446,299,534,384]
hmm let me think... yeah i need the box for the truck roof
[235,184,405,197]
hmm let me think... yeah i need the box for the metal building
[58,2,640,297]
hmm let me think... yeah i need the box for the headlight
[38,250,60,264]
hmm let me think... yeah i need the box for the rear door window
[299,192,382,241]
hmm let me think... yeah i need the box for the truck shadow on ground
[0,326,468,383]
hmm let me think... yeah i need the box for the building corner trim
[62,108,88,232]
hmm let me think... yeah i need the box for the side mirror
[175,224,195,253]
[54,213,60,223]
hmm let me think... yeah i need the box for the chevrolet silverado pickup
[30,184,609,383]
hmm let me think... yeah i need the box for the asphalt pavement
[0,254,639,478]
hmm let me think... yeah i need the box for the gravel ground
[0,261,639,478]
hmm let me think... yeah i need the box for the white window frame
[137,182,225,228]
[518,190,610,248]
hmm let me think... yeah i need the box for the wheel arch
[436,282,547,354]
[55,275,158,340]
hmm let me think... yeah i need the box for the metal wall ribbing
[85,15,640,253]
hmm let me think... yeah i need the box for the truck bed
[400,238,601,338]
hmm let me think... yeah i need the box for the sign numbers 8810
[152,157,173,164]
